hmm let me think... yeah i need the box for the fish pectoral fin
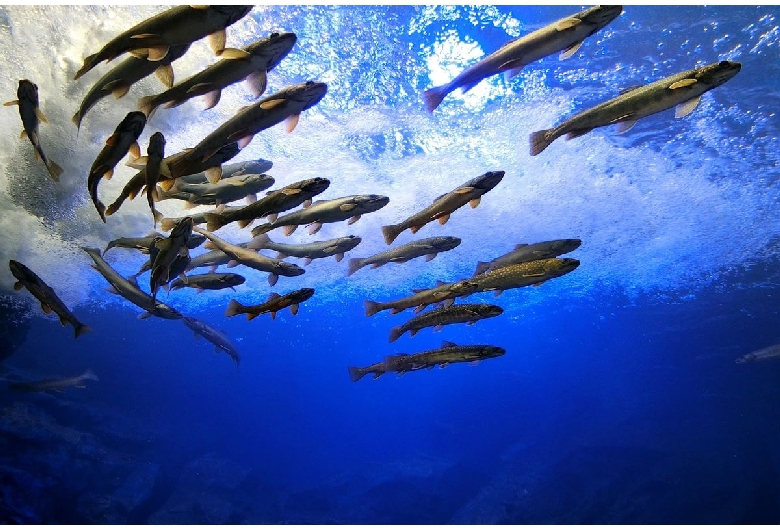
[129,141,141,159]
[454,186,475,194]
[286,113,300,133]
[155,65,175,88]
[532,280,547,287]
[469,197,481,208]
[347,215,361,225]
[205,167,223,184]
[159,179,176,191]
[104,168,114,180]
[237,133,254,149]
[614,119,637,134]
[340,203,357,211]
[34,107,49,123]
[555,17,581,30]
[559,40,583,60]
[3,99,19,106]
[668,78,698,90]
[208,29,227,55]
[147,46,170,62]
[438,214,450,225]
[675,95,701,118]
[245,70,267,98]
[130,33,157,39]
[40,302,52,314]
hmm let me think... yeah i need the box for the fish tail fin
[422,85,447,113]
[72,110,83,130]
[473,261,490,276]
[246,233,270,250]
[348,366,366,382]
[346,258,364,277]
[380,224,402,245]
[138,95,159,118]
[46,159,63,182]
[529,129,555,156]
[364,300,381,317]
[225,299,244,317]
[74,52,101,80]
[82,369,99,381]
[204,212,225,232]
[74,322,92,338]
[388,326,403,343]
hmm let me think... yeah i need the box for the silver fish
[382,341,506,377]
[735,343,780,364]
[156,173,275,209]
[473,238,582,276]
[182,315,240,365]
[247,234,362,265]
[7,370,98,393]
[179,158,273,184]
[348,236,461,276]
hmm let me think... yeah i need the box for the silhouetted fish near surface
[383,341,506,376]
[160,207,243,233]
[4,79,63,181]
[347,360,390,382]
[9,260,91,338]
[139,131,170,227]
[248,234,361,265]
[72,42,191,130]
[88,111,147,222]
[225,288,315,320]
[735,343,780,364]
[182,315,240,365]
[347,236,462,276]
[423,5,623,112]
[73,5,253,80]
[473,238,582,276]
[170,272,245,293]
[157,173,275,209]
[388,303,504,343]
[149,217,193,302]
[469,257,580,297]
[364,279,480,317]
[139,32,298,117]
[381,171,504,245]
[104,231,163,254]
[530,60,742,156]
[7,370,98,393]
[184,243,254,273]
[179,158,273,185]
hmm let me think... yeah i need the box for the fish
[469,257,580,296]
[82,247,183,320]
[168,81,328,180]
[139,32,298,117]
[73,5,253,80]
[88,111,147,222]
[104,231,162,254]
[182,315,240,365]
[105,142,241,217]
[149,217,193,302]
[193,228,305,286]
[4,79,63,181]
[347,361,390,382]
[388,303,504,343]
[7,370,98,393]
[530,60,742,156]
[138,131,170,226]
[184,242,254,273]
[380,171,504,245]
[251,194,390,237]
[225,288,315,320]
[72,42,191,130]
[735,343,780,364]
[9,260,91,338]
[155,173,275,209]
[423,5,623,112]
[160,207,243,233]
[179,158,273,184]
[247,234,362,265]
[169,272,245,293]
[473,238,582,276]
[347,236,462,276]
[382,341,506,377]
[363,279,480,317]
[204,177,330,232]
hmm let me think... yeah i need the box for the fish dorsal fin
[441,340,458,348]
[559,40,583,60]
[514,243,529,250]
[675,95,701,118]
[668,78,697,90]
[285,113,300,133]
[555,17,581,30]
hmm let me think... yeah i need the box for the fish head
[249,32,298,71]
[555,238,583,254]
[118,111,147,138]
[8,260,31,281]
[355,194,390,212]
[238,159,274,175]
[433,236,462,252]
[280,262,306,277]
[481,346,507,359]
[474,170,505,191]
[552,258,580,276]
[451,280,480,296]
[339,235,363,250]
[149,131,166,154]
[695,61,742,88]
[17,79,39,105]
[295,287,316,302]
[227,274,247,287]
[479,305,505,318]
[210,5,253,24]
[284,81,328,111]
[301,177,331,195]
[169,216,194,240]
[579,5,623,28]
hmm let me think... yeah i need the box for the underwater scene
[1,3,780,524]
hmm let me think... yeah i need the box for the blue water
[2,4,780,524]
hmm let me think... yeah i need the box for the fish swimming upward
[182,315,240,365]
[87,111,147,222]
[9,260,91,338]
[423,5,623,112]
[529,60,742,156]
[73,5,253,80]
[388,303,504,343]
[4,79,63,181]
[7,370,99,393]
[139,32,298,118]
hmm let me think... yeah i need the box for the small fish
[88,111,147,222]
[149,217,193,302]
[388,303,504,343]
[7,370,98,393]
[182,315,240,365]
[251,194,390,237]
[735,343,780,364]
[530,60,742,156]
[205,177,330,232]
[364,279,480,317]
[82,247,182,320]
[347,236,461,276]
[179,158,273,185]
[169,272,245,293]
[9,260,91,338]
[470,257,580,296]
[104,231,163,254]
[381,171,504,245]
[184,242,254,273]
[248,234,361,265]
[225,288,315,320]
[423,5,623,112]
[382,341,506,377]
[156,173,275,209]
[139,32,297,117]
[473,238,582,276]
[138,131,170,226]
[105,142,240,217]
[4,80,63,181]
[347,361,390,382]
[72,42,191,130]
[168,81,328,180]
[74,5,253,80]
[194,228,305,286]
